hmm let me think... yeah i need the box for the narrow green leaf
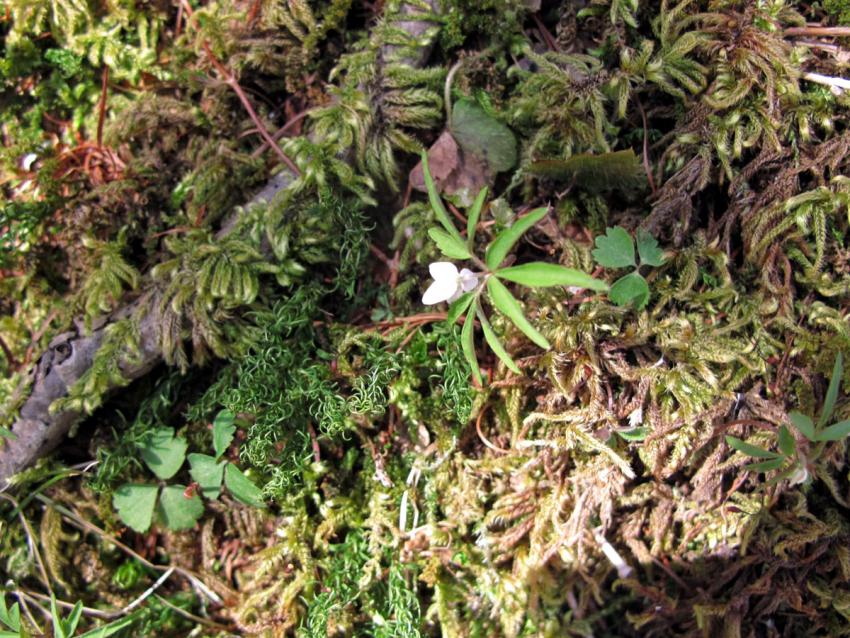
[617,427,649,442]
[224,463,265,508]
[608,272,650,309]
[461,303,482,385]
[725,435,780,459]
[213,409,236,460]
[138,428,187,480]
[496,262,608,291]
[78,610,144,638]
[816,419,850,441]
[113,484,158,533]
[52,596,67,638]
[477,308,521,374]
[592,227,635,269]
[486,277,549,349]
[157,485,204,531]
[636,229,666,267]
[188,453,226,499]
[0,596,20,632]
[485,206,549,270]
[744,457,785,473]
[789,411,816,441]
[422,152,464,244]
[777,425,796,457]
[467,187,488,248]
[428,227,472,260]
[447,292,475,325]
[765,465,800,486]
[0,428,15,441]
[820,352,844,428]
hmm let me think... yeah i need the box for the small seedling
[113,410,264,533]
[592,226,666,309]
[726,352,848,484]
[420,153,608,382]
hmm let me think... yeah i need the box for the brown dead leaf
[409,130,491,207]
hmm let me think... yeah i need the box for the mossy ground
[3,1,850,636]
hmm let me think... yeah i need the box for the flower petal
[423,278,460,305]
[429,262,459,282]
[459,268,479,292]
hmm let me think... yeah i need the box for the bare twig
[202,43,300,176]
[785,26,850,37]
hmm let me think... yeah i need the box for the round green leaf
[113,484,158,533]
[156,485,204,531]
[608,272,650,309]
[139,428,188,480]
[592,227,635,269]
[213,410,237,460]
[188,453,226,499]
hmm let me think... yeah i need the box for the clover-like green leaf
[592,227,635,269]
[213,409,236,460]
[485,207,549,270]
[617,427,649,442]
[139,428,187,480]
[636,229,665,267]
[156,485,204,531]
[486,277,549,349]
[496,262,608,291]
[224,463,265,508]
[428,227,473,260]
[188,453,226,499]
[725,435,780,459]
[113,484,158,533]
[608,272,650,309]
[478,308,521,374]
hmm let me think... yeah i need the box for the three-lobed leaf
[139,428,187,480]
[636,229,665,267]
[486,277,550,349]
[592,227,635,269]
[496,262,608,291]
[113,483,158,533]
[485,206,549,270]
[213,409,236,459]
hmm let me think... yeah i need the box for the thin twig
[802,71,850,92]
[785,26,850,37]
[96,66,109,148]
[202,43,300,176]
[250,109,312,158]
[0,492,52,594]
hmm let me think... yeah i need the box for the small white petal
[627,406,643,428]
[459,268,479,292]
[429,262,459,282]
[21,153,37,171]
[423,278,460,305]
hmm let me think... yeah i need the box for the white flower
[627,406,643,428]
[422,262,478,305]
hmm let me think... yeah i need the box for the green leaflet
[447,292,475,324]
[486,277,549,349]
[485,206,549,270]
[725,435,779,459]
[467,187,488,249]
[428,227,472,260]
[224,463,265,508]
[213,409,236,459]
[496,262,608,291]
[789,411,816,440]
[608,272,650,309]
[461,303,482,385]
[156,485,204,530]
[422,152,464,244]
[820,352,843,428]
[592,227,635,269]
[112,484,158,533]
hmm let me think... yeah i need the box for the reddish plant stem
[202,42,300,176]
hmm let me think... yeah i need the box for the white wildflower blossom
[422,262,478,305]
